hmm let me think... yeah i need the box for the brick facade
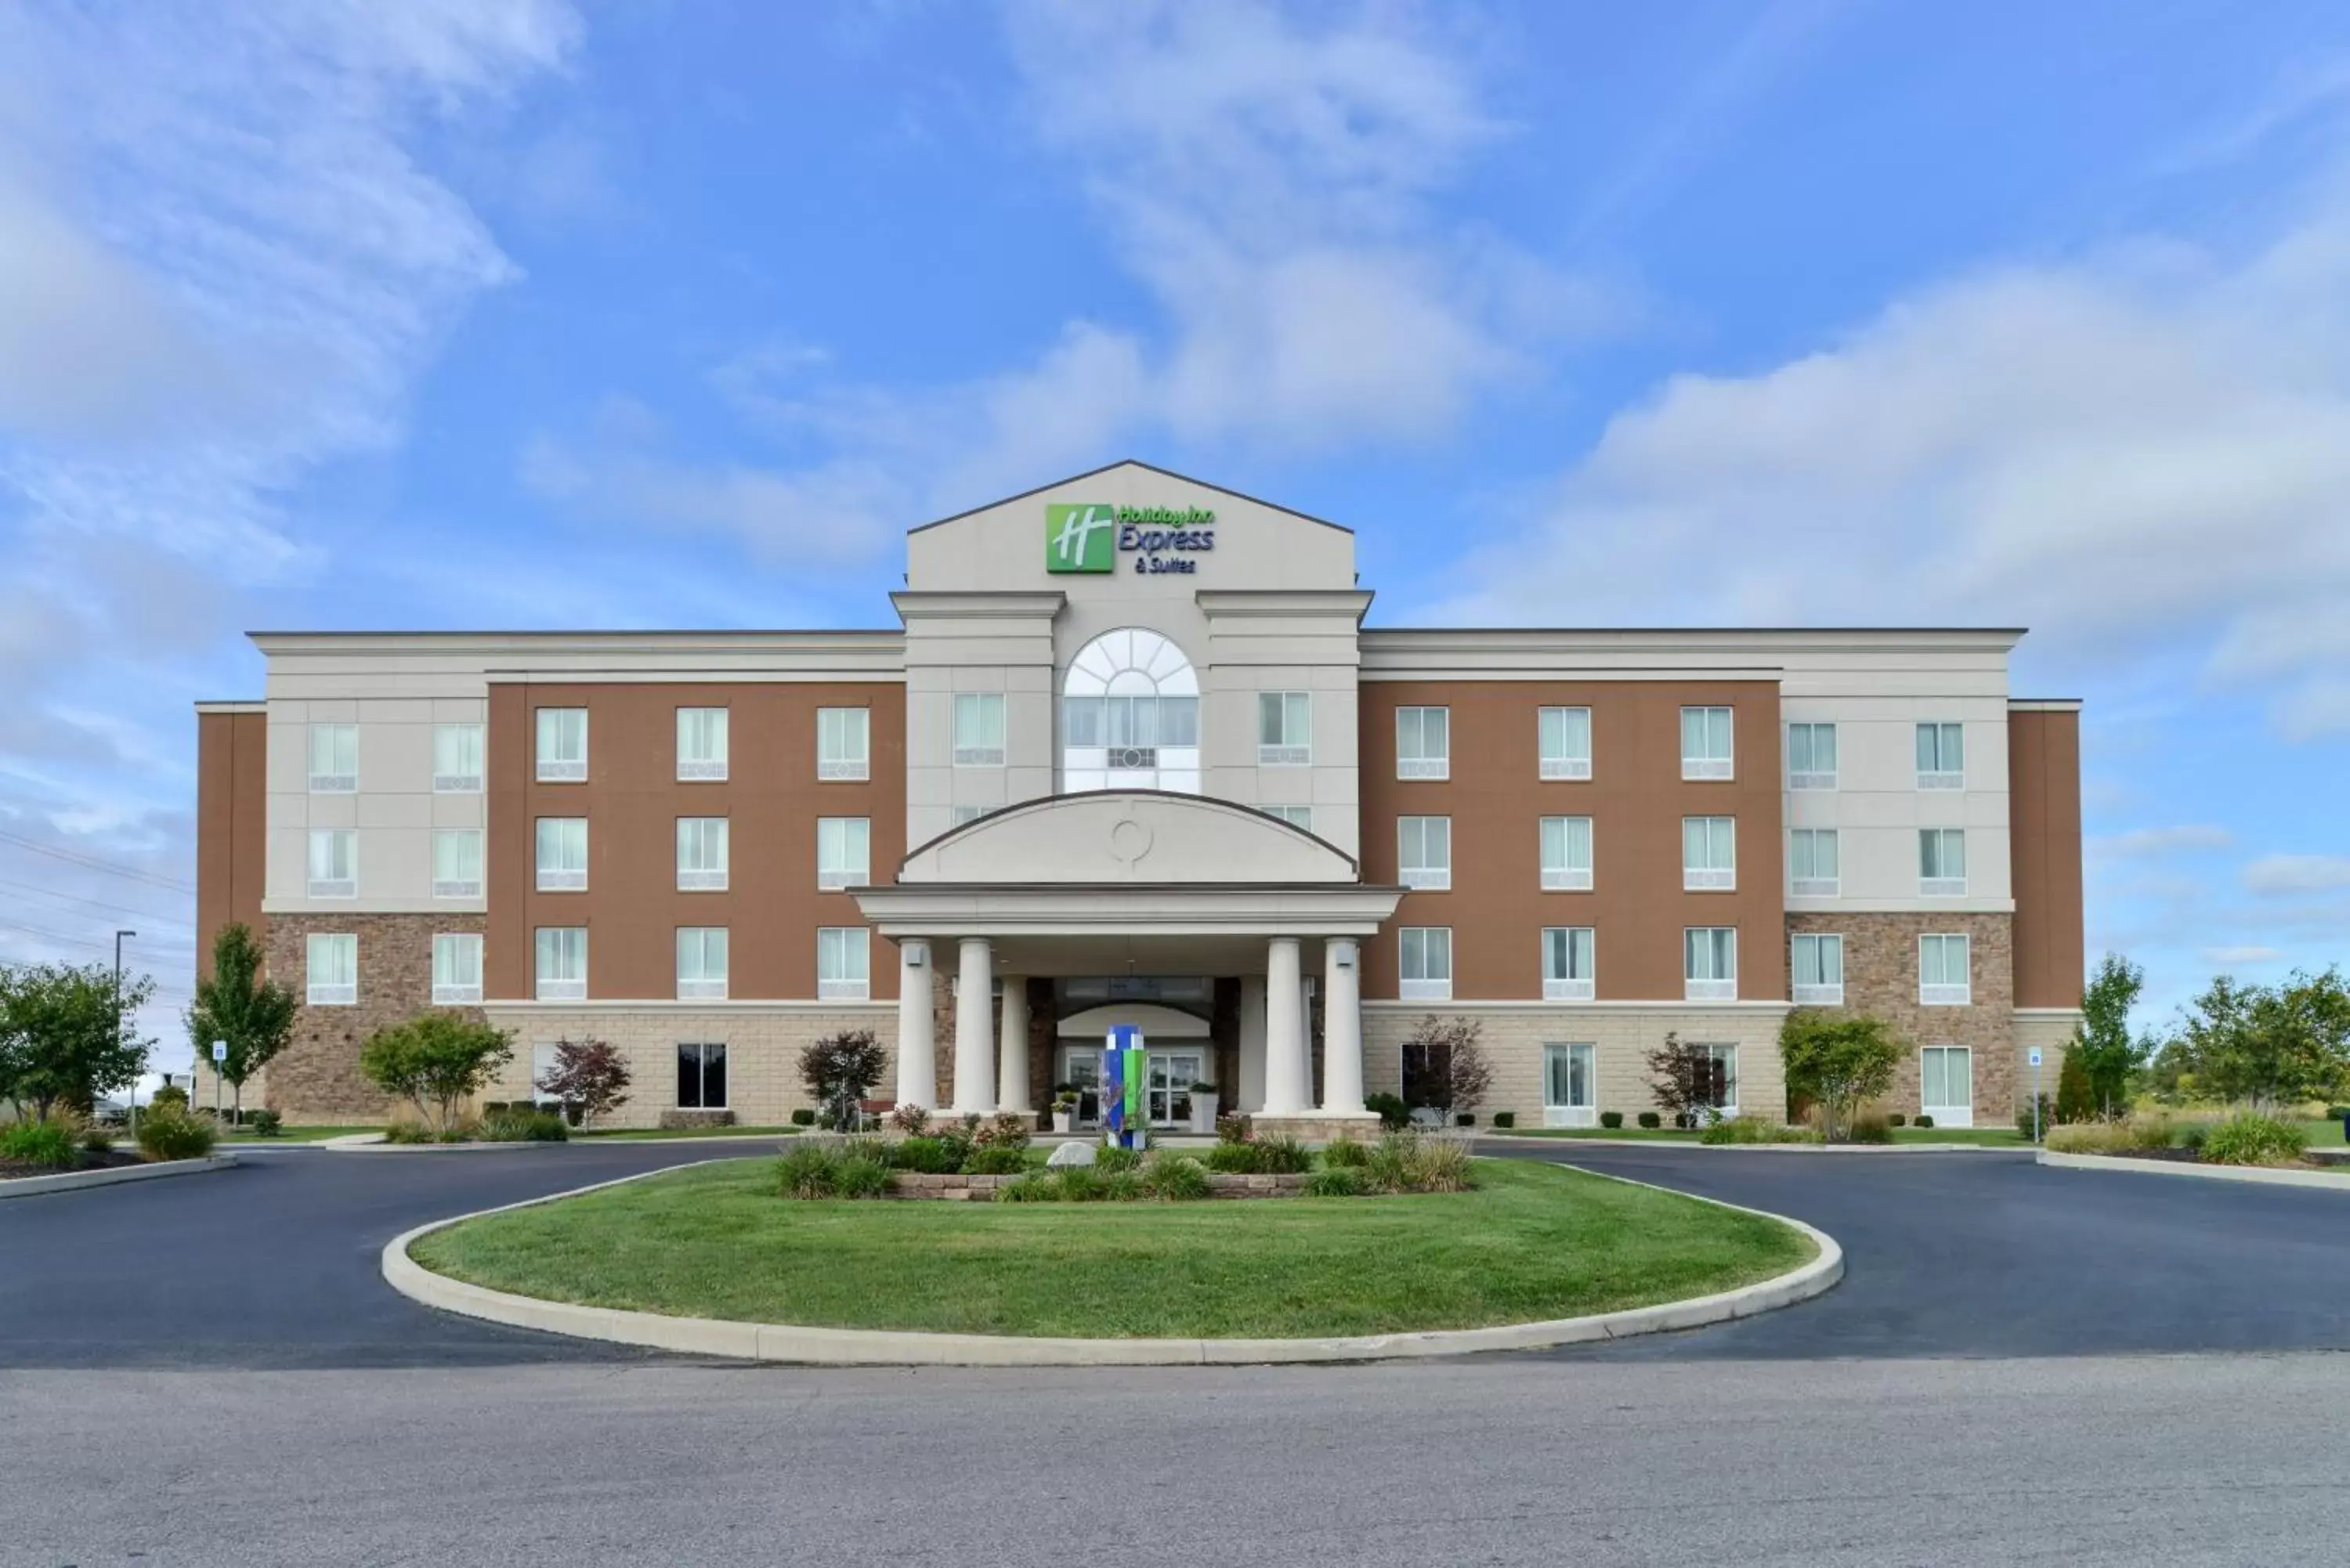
[1786,911,2017,1122]
[262,912,487,1122]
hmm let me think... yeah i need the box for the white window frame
[1262,804,1314,832]
[1397,815,1451,891]
[1917,721,1965,790]
[1786,721,1837,790]
[1791,932,1844,1006]
[535,818,588,893]
[1538,706,1593,781]
[1683,815,1737,891]
[1257,691,1311,767]
[536,708,588,783]
[1681,706,1734,780]
[818,927,870,1000]
[818,706,870,781]
[1398,926,1452,1002]
[1683,927,1737,1002]
[1920,828,1967,896]
[676,927,729,1001]
[1542,927,1595,1002]
[817,816,870,891]
[1542,1042,1598,1128]
[431,933,483,1006]
[953,693,1007,768]
[1788,827,1839,897]
[1920,1044,1975,1128]
[1920,933,1972,1006]
[306,829,356,900]
[432,722,484,794]
[949,804,986,828]
[677,707,728,782]
[1539,816,1593,891]
[534,927,587,1001]
[677,817,729,892]
[306,932,356,1006]
[431,829,483,900]
[1396,706,1450,780]
[307,723,357,793]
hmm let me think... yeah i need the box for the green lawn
[410,1156,1813,1339]
[1492,1125,2028,1147]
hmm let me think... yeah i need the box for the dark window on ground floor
[678,1042,728,1109]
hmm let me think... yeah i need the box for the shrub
[1141,1155,1211,1201]
[893,1136,957,1174]
[2015,1093,2053,1140]
[2329,1106,2350,1122]
[1215,1111,1252,1144]
[150,1084,189,1111]
[974,1111,1031,1151]
[1054,1166,1107,1202]
[1255,1136,1311,1174]
[1885,1113,1907,1127]
[1778,1011,1904,1143]
[2054,1050,2097,1124]
[1365,1092,1411,1132]
[1320,1135,1371,1169]
[1,1117,78,1169]
[1363,1130,1477,1194]
[1093,1143,1142,1175]
[359,1014,515,1134]
[533,1038,631,1129]
[136,1107,217,1162]
[1303,1166,1363,1198]
[1846,1112,1893,1145]
[1599,1111,1623,1129]
[776,1143,841,1198]
[1698,1115,1813,1145]
[1636,1111,1661,1130]
[1911,1114,1934,1129]
[2198,1112,2306,1168]
[933,1128,975,1171]
[1491,1111,1516,1129]
[382,1122,436,1145]
[996,1172,1057,1202]
[2180,1122,2211,1153]
[477,1108,567,1142]
[790,1107,817,1127]
[963,1145,1029,1176]
[833,1154,893,1199]
[1454,1112,1477,1129]
[797,1029,887,1133]
[889,1104,932,1136]
[1204,1142,1264,1174]
[1400,1015,1495,1122]
[1097,1170,1144,1201]
[244,1109,284,1137]
[2046,1117,2176,1155]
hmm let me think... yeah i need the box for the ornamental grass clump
[2197,1112,2305,1167]
[1319,1135,1371,1169]
[1092,1143,1143,1174]
[1362,1129,1478,1194]
[135,1107,217,1162]
[2046,1115,2178,1156]
[1302,1166,1363,1198]
[1,1116,80,1169]
[1698,1115,1815,1146]
[776,1142,842,1198]
[832,1152,894,1199]
[962,1145,1029,1176]
[1139,1154,1211,1201]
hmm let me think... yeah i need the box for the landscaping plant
[963,1145,1029,1176]
[185,923,296,1126]
[1302,1166,1363,1198]
[2197,1112,2306,1167]
[797,1029,886,1131]
[1365,1092,1410,1132]
[1599,1111,1624,1129]
[1698,1115,1813,1145]
[359,1013,516,1134]
[1636,1111,1661,1129]
[2145,968,2350,1111]
[1777,1010,1901,1143]
[136,1106,217,1162]
[1092,1143,1142,1174]
[478,1107,569,1142]
[1320,1135,1370,1169]
[1400,1016,1493,1123]
[1140,1155,1211,1201]
[533,1038,631,1129]
[776,1143,842,1198]
[0,1115,79,1169]
[2070,953,2151,1118]
[1643,1034,1729,1132]
[0,959,154,1121]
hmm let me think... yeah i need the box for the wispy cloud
[2090,825,2235,860]
[2243,854,2350,897]
[2200,945,2283,966]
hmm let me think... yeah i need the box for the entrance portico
[854,791,1401,1136]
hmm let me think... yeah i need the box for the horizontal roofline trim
[1360,626,2028,639]
[906,458,1354,536]
[2008,698,2084,710]
[193,699,266,713]
[250,630,901,643]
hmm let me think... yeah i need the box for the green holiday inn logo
[1045,503,1118,573]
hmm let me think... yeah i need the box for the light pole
[114,930,136,1140]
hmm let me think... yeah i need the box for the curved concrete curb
[2038,1149,2350,1190]
[326,1135,551,1153]
[0,1152,238,1200]
[1480,1136,2019,1154]
[381,1159,1842,1366]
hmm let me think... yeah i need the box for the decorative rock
[1046,1141,1097,1169]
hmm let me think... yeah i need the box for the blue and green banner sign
[1102,1024,1148,1149]
[1046,502,1216,576]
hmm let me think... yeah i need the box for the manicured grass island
[410,1156,1815,1339]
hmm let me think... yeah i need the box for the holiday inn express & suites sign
[1045,502,1217,575]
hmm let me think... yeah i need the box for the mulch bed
[0,1149,146,1181]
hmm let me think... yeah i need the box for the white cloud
[2089,825,2235,860]
[2200,945,2283,966]
[2243,854,2350,897]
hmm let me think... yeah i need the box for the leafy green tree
[360,1013,515,1133]
[2164,968,2350,1110]
[0,961,154,1119]
[2069,952,2148,1118]
[2054,1049,2097,1124]
[185,923,297,1124]
[1779,1010,1903,1142]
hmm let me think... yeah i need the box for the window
[1399,927,1452,1001]
[530,1043,560,1107]
[306,829,356,899]
[677,1042,728,1111]
[432,722,483,793]
[1917,722,1965,789]
[1787,722,1837,789]
[1690,1044,1739,1116]
[1061,627,1201,793]
[431,829,483,899]
[1683,816,1737,891]
[307,724,357,792]
[1397,816,1451,890]
[677,707,728,781]
[819,927,870,999]
[818,706,870,781]
[817,817,870,890]
[1791,933,1843,1005]
[1788,828,1839,896]
[535,818,587,892]
[1263,805,1314,832]
[1684,927,1737,1001]
[1258,691,1311,766]
[1542,927,1595,1002]
[953,693,1006,767]
[677,818,729,891]
[1919,828,1967,895]
[432,934,482,1005]
[676,927,728,1001]
[1540,816,1593,891]
[536,708,587,782]
[1920,933,1971,1006]
[306,933,356,1006]
[1543,1042,1597,1128]
[949,804,985,828]
[1538,706,1593,780]
[534,927,586,1001]
[1681,706,1734,779]
[1396,706,1449,779]
[1921,1045,1974,1126]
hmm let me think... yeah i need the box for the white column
[1238,974,1267,1114]
[951,938,996,1115]
[894,940,936,1110]
[1321,939,1366,1115]
[997,974,1031,1115]
[1261,938,1310,1116]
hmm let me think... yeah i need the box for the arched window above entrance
[1062,627,1200,794]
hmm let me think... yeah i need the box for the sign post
[2028,1047,2044,1143]
[212,1040,227,1123]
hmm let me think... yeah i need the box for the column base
[1249,1111,1384,1143]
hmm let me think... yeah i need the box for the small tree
[2053,1049,2097,1124]
[1399,1016,1493,1118]
[534,1038,631,1129]
[185,923,296,1124]
[1643,1032,1727,1129]
[798,1029,886,1129]
[0,961,154,1119]
[1779,1010,1902,1142]
[2070,952,2147,1118]
[360,1013,515,1133]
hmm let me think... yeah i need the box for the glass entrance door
[1543,1042,1596,1129]
[1061,1053,1102,1128]
[1147,1051,1203,1127]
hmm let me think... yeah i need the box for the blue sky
[4,0,2349,1068]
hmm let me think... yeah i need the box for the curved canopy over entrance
[897,789,1358,887]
